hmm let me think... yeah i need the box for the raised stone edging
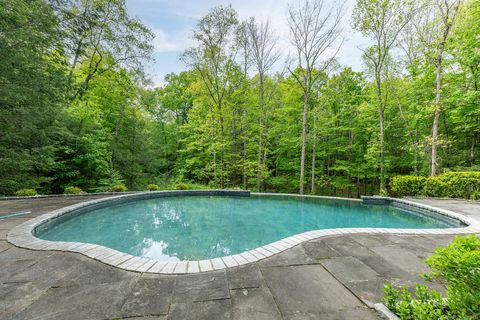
[374,303,400,320]
[0,191,139,201]
[7,192,480,275]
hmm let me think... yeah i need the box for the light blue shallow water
[37,195,456,261]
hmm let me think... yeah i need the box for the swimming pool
[36,193,459,261]
[8,190,478,273]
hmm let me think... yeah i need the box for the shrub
[147,184,160,191]
[382,235,480,319]
[185,183,211,190]
[175,183,189,190]
[422,177,448,198]
[424,235,480,317]
[110,184,128,192]
[14,189,37,196]
[390,176,427,197]
[63,186,84,195]
[438,172,480,200]
[389,172,480,199]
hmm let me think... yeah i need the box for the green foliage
[1,1,480,197]
[388,285,447,320]
[110,184,128,192]
[437,172,480,200]
[63,187,84,195]
[422,177,448,198]
[383,283,399,312]
[95,170,126,193]
[425,235,480,317]
[390,176,427,196]
[0,0,67,196]
[14,189,38,197]
[147,184,161,191]
[390,172,480,199]
[383,235,480,319]
[175,183,189,190]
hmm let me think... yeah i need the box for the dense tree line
[0,0,478,197]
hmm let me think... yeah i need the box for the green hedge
[14,188,37,196]
[389,176,427,196]
[390,172,480,200]
[110,184,128,192]
[146,184,160,191]
[63,186,84,194]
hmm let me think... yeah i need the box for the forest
[0,0,479,197]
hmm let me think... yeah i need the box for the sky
[126,0,370,87]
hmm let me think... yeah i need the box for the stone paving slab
[173,271,230,303]
[290,306,382,320]
[0,258,37,279]
[9,280,137,320]
[0,246,52,261]
[406,198,480,222]
[6,253,75,287]
[257,245,316,267]
[261,264,373,318]
[0,218,32,231]
[169,299,232,320]
[227,264,264,289]
[0,230,8,240]
[120,274,175,317]
[0,241,10,253]
[231,286,282,320]
[53,253,139,287]
[303,239,342,259]
[369,245,431,276]
[322,236,377,257]
[0,282,51,319]
[126,317,167,320]
[321,256,380,283]
[355,255,412,280]
[343,278,388,308]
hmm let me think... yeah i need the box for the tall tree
[428,0,462,176]
[287,0,343,194]
[449,0,480,167]
[181,5,240,188]
[54,0,153,100]
[0,0,68,195]
[352,0,415,192]
[246,18,280,191]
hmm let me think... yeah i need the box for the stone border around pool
[7,191,480,275]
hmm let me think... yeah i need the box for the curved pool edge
[7,192,480,275]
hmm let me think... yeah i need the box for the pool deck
[0,196,479,320]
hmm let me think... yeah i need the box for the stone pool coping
[7,191,480,275]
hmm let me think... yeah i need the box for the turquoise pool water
[37,195,456,261]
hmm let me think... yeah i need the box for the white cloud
[151,28,192,53]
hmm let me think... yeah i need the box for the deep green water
[38,195,455,261]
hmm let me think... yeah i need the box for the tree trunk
[243,47,249,190]
[375,75,385,191]
[471,120,477,166]
[299,92,308,194]
[431,48,444,176]
[257,76,264,191]
[311,105,317,194]
[243,138,247,190]
[431,1,459,175]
